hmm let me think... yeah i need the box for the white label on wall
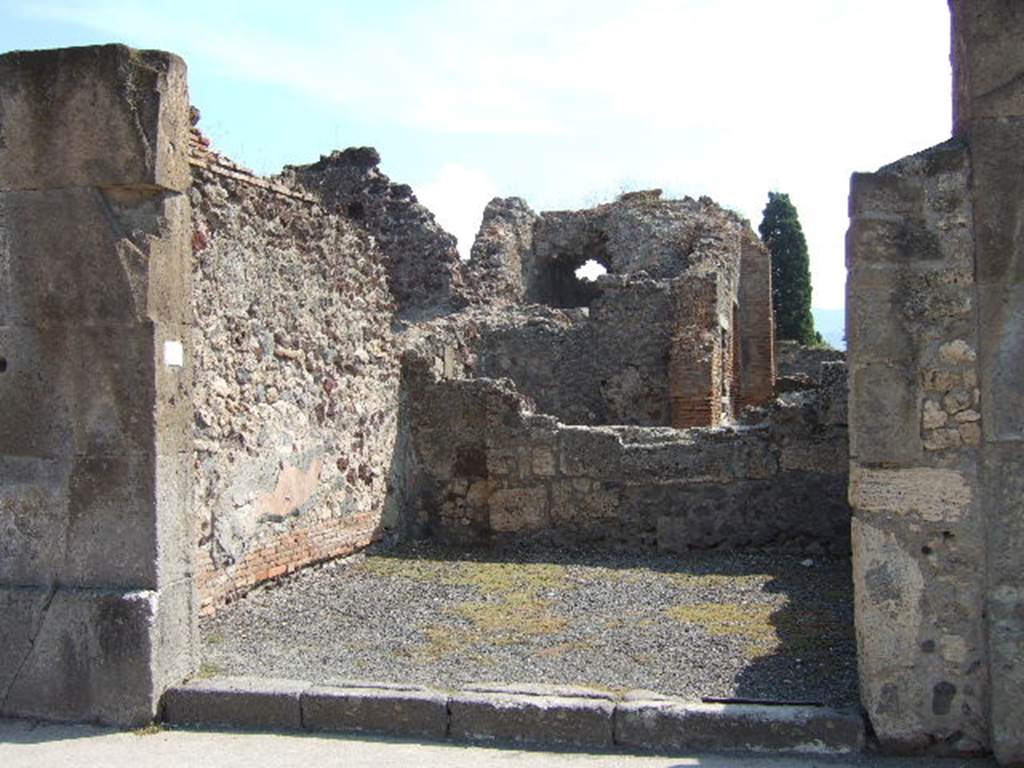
[164,340,184,367]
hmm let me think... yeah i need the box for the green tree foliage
[758,191,817,345]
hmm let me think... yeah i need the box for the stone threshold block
[448,685,616,749]
[163,677,867,756]
[302,681,448,739]
[615,699,865,754]
[0,581,193,726]
[162,677,309,731]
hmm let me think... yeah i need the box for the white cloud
[415,164,500,259]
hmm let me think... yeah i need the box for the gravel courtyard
[201,542,858,707]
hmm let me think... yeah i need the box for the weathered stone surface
[302,682,448,738]
[463,196,537,305]
[189,150,398,612]
[776,341,845,382]
[0,44,195,729]
[162,676,307,731]
[849,467,972,523]
[848,363,921,465]
[0,45,190,192]
[0,188,191,326]
[0,583,193,726]
[448,690,614,748]
[615,700,864,754]
[280,147,464,316]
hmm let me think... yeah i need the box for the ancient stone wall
[464,193,771,428]
[407,361,849,553]
[776,341,845,382]
[847,2,1024,761]
[281,148,465,318]
[188,132,400,613]
[0,44,195,725]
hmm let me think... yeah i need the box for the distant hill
[812,307,845,350]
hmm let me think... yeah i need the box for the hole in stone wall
[0,356,7,373]
[347,201,366,220]
[574,259,607,282]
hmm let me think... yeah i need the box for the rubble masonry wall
[189,135,401,613]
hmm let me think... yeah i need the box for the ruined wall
[475,280,680,426]
[408,363,849,553]
[848,136,986,756]
[466,193,769,428]
[281,148,465,318]
[463,196,537,305]
[0,44,195,725]
[847,3,1024,761]
[776,341,845,382]
[189,133,400,612]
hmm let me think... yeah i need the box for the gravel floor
[201,541,858,707]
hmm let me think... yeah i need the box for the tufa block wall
[848,2,1024,761]
[0,44,196,725]
[405,354,849,553]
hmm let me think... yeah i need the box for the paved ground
[0,719,999,768]
[202,541,858,706]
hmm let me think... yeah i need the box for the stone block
[0,451,182,590]
[954,3,1024,127]
[0,322,190,460]
[162,677,308,731]
[488,486,548,533]
[981,441,1024,764]
[61,452,160,588]
[558,427,622,477]
[845,280,913,363]
[781,439,848,474]
[849,466,973,523]
[151,579,197,704]
[0,325,74,459]
[0,45,190,192]
[620,438,733,483]
[0,188,192,326]
[0,585,178,725]
[970,120,1024,285]
[302,682,448,739]
[848,363,921,466]
[614,699,864,754]
[0,456,69,585]
[851,518,929,750]
[549,480,618,526]
[847,217,942,266]
[848,171,923,220]
[978,282,1024,440]
[448,690,614,749]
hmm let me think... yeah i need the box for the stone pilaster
[0,44,195,725]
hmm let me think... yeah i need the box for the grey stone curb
[161,677,865,754]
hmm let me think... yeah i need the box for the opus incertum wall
[0,44,196,725]
[847,1,1024,763]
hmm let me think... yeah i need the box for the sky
[0,1,953,315]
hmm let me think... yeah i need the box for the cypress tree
[758,191,817,345]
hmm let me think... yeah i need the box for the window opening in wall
[575,259,607,282]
